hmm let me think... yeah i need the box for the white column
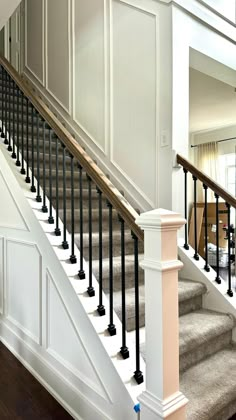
[136,209,188,420]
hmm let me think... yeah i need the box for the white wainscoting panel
[26,0,44,84]
[0,171,27,230]
[0,237,3,314]
[73,0,107,152]
[6,240,42,344]
[46,0,71,113]
[110,0,158,207]
[46,272,108,401]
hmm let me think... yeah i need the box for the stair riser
[81,240,135,260]
[180,330,232,373]
[95,269,144,293]
[179,295,202,316]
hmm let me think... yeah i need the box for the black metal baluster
[62,144,69,249]
[7,75,12,152]
[20,91,25,174]
[0,66,3,135]
[183,169,189,250]
[78,164,85,279]
[97,188,105,315]
[30,104,36,192]
[54,137,61,236]
[119,216,129,359]
[3,70,8,143]
[5,73,9,147]
[215,194,221,284]
[226,203,233,297]
[36,112,42,202]
[193,176,199,260]
[16,86,21,166]
[25,98,30,183]
[42,121,48,212]
[132,233,143,384]
[48,129,54,224]
[203,185,210,271]
[11,80,16,159]
[87,175,95,296]
[107,201,116,335]
[70,155,76,263]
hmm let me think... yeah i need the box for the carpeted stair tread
[178,278,207,303]
[92,254,144,280]
[179,309,234,356]
[180,346,236,420]
[113,284,145,331]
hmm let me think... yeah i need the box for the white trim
[5,239,42,345]
[139,390,188,418]
[25,0,45,86]
[45,269,113,403]
[109,0,159,209]
[0,324,111,420]
[71,0,107,155]
[23,70,152,211]
[45,0,71,115]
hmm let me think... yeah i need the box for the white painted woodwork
[111,0,157,207]
[22,0,236,214]
[46,0,70,112]
[200,0,236,23]
[0,0,21,31]
[136,209,188,420]
[0,139,140,420]
[26,0,44,83]
[6,240,41,344]
[73,0,106,151]
[0,171,27,230]
[10,3,21,72]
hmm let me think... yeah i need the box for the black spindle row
[0,64,144,385]
[182,167,234,297]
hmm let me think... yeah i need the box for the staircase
[1,61,236,420]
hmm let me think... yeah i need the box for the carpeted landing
[1,79,236,420]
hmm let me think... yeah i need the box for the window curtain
[197,142,219,202]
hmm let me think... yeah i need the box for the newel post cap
[136,208,186,231]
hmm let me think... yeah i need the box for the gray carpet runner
[1,79,236,420]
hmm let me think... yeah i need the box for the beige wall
[0,28,4,55]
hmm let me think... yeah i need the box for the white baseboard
[0,320,111,420]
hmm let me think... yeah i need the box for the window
[226,165,236,196]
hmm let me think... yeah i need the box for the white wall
[24,0,166,212]
[23,0,236,215]
[171,4,236,217]
[0,141,141,420]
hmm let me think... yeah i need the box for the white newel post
[136,209,188,420]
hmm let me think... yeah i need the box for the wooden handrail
[177,154,236,208]
[0,55,144,241]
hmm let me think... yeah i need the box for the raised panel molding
[110,0,158,207]
[0,171,28,231]
[72,0,108,154]
[45,0,71,114]
[46,270,111,402]
[6,239,42,345]
[25,0,45,85]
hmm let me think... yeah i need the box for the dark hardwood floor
[0,342,73,419]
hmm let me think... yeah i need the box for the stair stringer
[178,240,236,341]
[0,143,143,419]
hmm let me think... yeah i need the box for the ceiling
[189,68,236,133]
